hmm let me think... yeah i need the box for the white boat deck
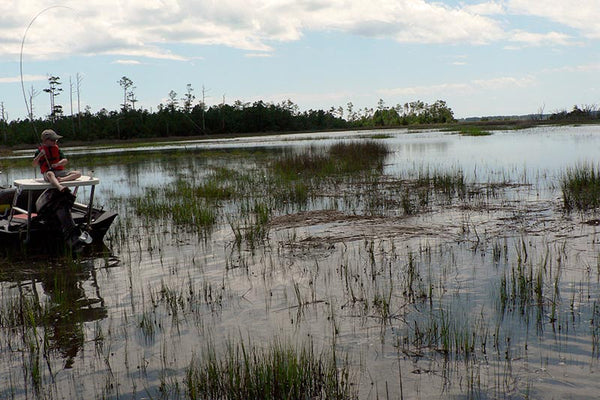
[13,175,99,190]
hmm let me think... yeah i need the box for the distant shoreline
[3,119,599,153]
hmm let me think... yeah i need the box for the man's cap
[41,129,62,141]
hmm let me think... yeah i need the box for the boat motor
[35,189,91,247]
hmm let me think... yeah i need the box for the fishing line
[20,5,77,128]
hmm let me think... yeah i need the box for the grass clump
[133,141,391,237]
[458,127,492,136]
[272,140,390,179]
[561,163,600,211]
[272,151,333,179]
[415,167,467,200]
[329,140,390,173]
[132,182,217,230]
[185,339,356,400]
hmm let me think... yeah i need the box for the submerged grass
[185,339,356,400]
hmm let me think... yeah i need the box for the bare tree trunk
[49,91,54,123]
[202,85,208,134]
[221,94,225,131]
[0,102,7,143]
[70,76,75,135]
[76,73,83,132]
[28,85,38,121]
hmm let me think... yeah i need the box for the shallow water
[1,125,600,399]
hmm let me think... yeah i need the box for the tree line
[0,76,457,146]
[547,104,599,122]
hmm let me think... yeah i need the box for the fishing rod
[34,142,53,170]
[19,5,76,132]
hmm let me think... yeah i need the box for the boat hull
[0,184,117,253]
[0,208,117,251]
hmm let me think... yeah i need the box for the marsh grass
[561,163,600,211]
[8,132,600,400]
[131,140,392,244]
[129,140,479,236]
[395,167,467,214]
[272,151,333,180]
[416,168,466,198]
[592,301,600,358]
[272,140,389,179]
[185,338,356,400]
[132,181,216,230]
[458,127,492,136]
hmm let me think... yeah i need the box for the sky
[0,0,599,121]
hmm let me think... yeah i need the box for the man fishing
[32,129,81,192]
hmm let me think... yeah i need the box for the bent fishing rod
[19,5,76,135]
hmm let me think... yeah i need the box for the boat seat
[10,206,38,221]
[13,213,38,220]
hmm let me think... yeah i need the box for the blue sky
[0,0,599,121]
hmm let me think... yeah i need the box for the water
[1,124,600,399]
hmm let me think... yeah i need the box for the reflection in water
[41,265,107,368]
[0,250,116,370]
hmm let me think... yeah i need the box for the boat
[0,175,117,251]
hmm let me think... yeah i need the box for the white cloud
[463,2,505,16]
[113,60,141,65]
[542,63,600,74]
[378,75,535,97]
[507,0,600,38]
[250,89,360,109]
[471,76,535,89]
[509,30,573,47]
[244,53,273,58]
[106,47,188,61]
[378,82,473,97]
[301,0,504,44]
[0,0,596,63]
[0,74,46,84]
